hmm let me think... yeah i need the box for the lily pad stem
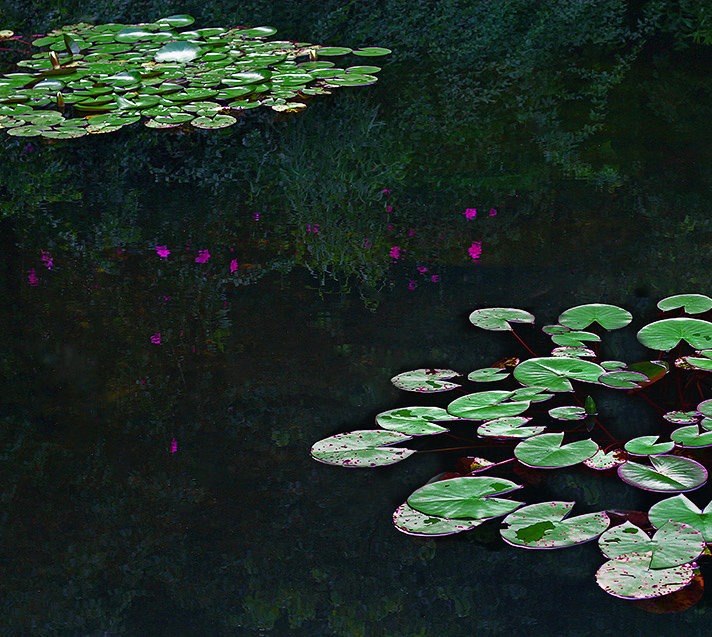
[510,326,537,357]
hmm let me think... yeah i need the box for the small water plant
[312,294,712,608]
[0,15,389,138]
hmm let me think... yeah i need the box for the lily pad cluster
[0,15,390,138]
[311,293,712,606]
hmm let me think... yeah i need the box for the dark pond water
[3,8,712,635]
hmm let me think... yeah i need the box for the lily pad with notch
[658,294,712,315]
[618,455,707,492]
[467,367,510,382]
[670,425,712,448]
[596,553,695,600]
[583,447,626,470]
[477,416,545,439]
[447,390,530,420]
[513,357,606,392]
[376,406,450,436]
[624,436,675,456]
[391,369,460,393]
[548,406,587,421]
[392,502,485,537]
[637,318,712,351]
[648,494,712,542]
[514,432,597,468]
[469,307,535,331]
[558,303,632,331]
[310,430,415,468]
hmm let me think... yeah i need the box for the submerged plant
[0,15,389,138]
[312,293,712,607]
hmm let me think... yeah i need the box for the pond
[2,4,712,634]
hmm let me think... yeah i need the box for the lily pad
[583,448,626,470]
[376,406,450,436]
[624,436,675,456]
[310,430,415,468]
[637,318,712,351]
[598,371,648,389]
[550,330,601,347]
[316,46,352,56]
[500,501,609,549]
[698,399,712,417]
[513,357,606,392]
[391,369,460,393]
[599,520,705,568]
[558,303,632,330]
[392,502,484,537]
[190,114,237,129]
[618,455,707,492]
[670,425,712,448]
[469,307,535,331]
[658,294,712,315]
[510,387,553,403]
[352,47,392,56]
[596,553,695,600]
[467,367,510,382]
[155,15,196,28]
[664,411,701,425]
[447,391,530,420]
[550,346,596,358]
[548,406,587,421]
[514,432,597,468]
[601,360,627,370]
[407,476,523,520]
[477,416,545,439]
[648,494,712,542]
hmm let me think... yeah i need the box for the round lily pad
[598,371,648,389]
[550,330,601,347]
[469,307,535,331]
[513,357,606,392]
[658,294,712,314]
[407,476,523,520]
[618,455,707,492]
[190,114,237,129]
[467,367,510,382]
[155,14,196,28]
[447,391,530,420]
[310,430,415,468]
[510,387,553,403]
[596,553,695,600]
[391,369,460,393]
[392,502,484,537]
[154,41,202,63]
[317,46,352,56]
[670,425,712,448]
[599,520,705,568]
[601,360,627,370]
[542,325,571,335]
[551,346,596,358]
[477,416,544,439]
[236,26,278,38]
[649,494,712,542]
[680,356,712,371]
[558,303,632,330]
[637,318,712,351]
[664,411,700,425]
[352,47,391,56]
[325,74,378,87]
[624,436,675,456]
[583,448,626,470]
[376,406,450,436]
[514,433,598,468]
[698,399,712,417]
[500,501,610,549]
[548,406,587,421]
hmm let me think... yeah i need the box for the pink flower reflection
[381,189,390,196]
[27,269,38,286]
[389,246,400,260]
[41,251,53,269]
[464,208,477,219]
[156,245,170,258]
[468,242,482,260]
[431,275,440,283]
[417,266,427,273]
[170,438,178,454]
[195,250,210,264]
[150,333,161,344]
[489,208,497,216]
[408,280,416,290]
[230,259,239,273]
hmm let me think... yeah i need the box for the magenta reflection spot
[408,280,416,290]
[431,275,440,283]
[150,332,161,344]
[468,242,482,260]
[41,250,53,269]
[156,245,170,258]
[27,269,38,286]
[489,208,497,216]
[253,212,260,221]
[417,266,427,273]
[464,208,477,219]
[386,205,393,213]
[170,438,177,454]
[389,246,401,260]
[195,250,210,263]
[230,259,238,273]
[381,189,390,196]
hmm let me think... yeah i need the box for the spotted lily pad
[550,330,601,347]
[680,356,712,371]
[514,433,598,468]
[664,411,701,425]
[392,502,484,537]
[407,476,523,520]
[500,501,609,549]
[467,367,510,382]
[618,455,707,492]
[599,520,705,568]
[391,369,460,392]
[637,318,712,351]
[596,553,695,599]
[468,307,535,331]
[583,448,626,470]
[376,406,450,436]
[551,346,596,358]
[558,303,632,330]
[648,494,712,542]
[477,416,545,439]
[624,436,675,456]
[548,406,587,421]
[447,391,530,420]
[670,425,712,448]
[310,430,414,467]
[513,357,606,392]
[658,294,712,314]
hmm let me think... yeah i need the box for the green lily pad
[155,15,196,28]
[583,448,626,470]
[550,330,601,347]
[680,356,712,371]
[598,371,648,389]
[664,411,701,425]
[392,502,484,537]
[235,26,278,38]
[551,347,596,359]
[391,369,460,393]
[596,553,695,599]
[500,501,610,549]
[376,406,450,436]
[447,391,530,420]
[548,406,587,421]
[698,399,712,417]
[637,318,712,351]
[477,416,544,439]
[510,387,553,403]
[601,360,627,370]
[317,46,353,56]
[154,41,202,63]
[324,74,378,87]
[6,125,44,136]
[310,430,415,468]
[41,128,87,138]
[649,494,712,542]
[467,367,510,382]
[558,304,632,330]
[469,307,535,331]
[407,476,523,520]
[658,294,712,314]
[514,433,597,468]
[670,425,712,448]
[618,455,707,492]
[352,47,392,56]
[542,325,571,335]
[513,357,606,392]
[115,27,157,43]
[190,114,237,129]
[345,65,381,73]
[624,436,675,456]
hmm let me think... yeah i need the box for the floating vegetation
[311,293,712,606]
[0,15,390,138]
